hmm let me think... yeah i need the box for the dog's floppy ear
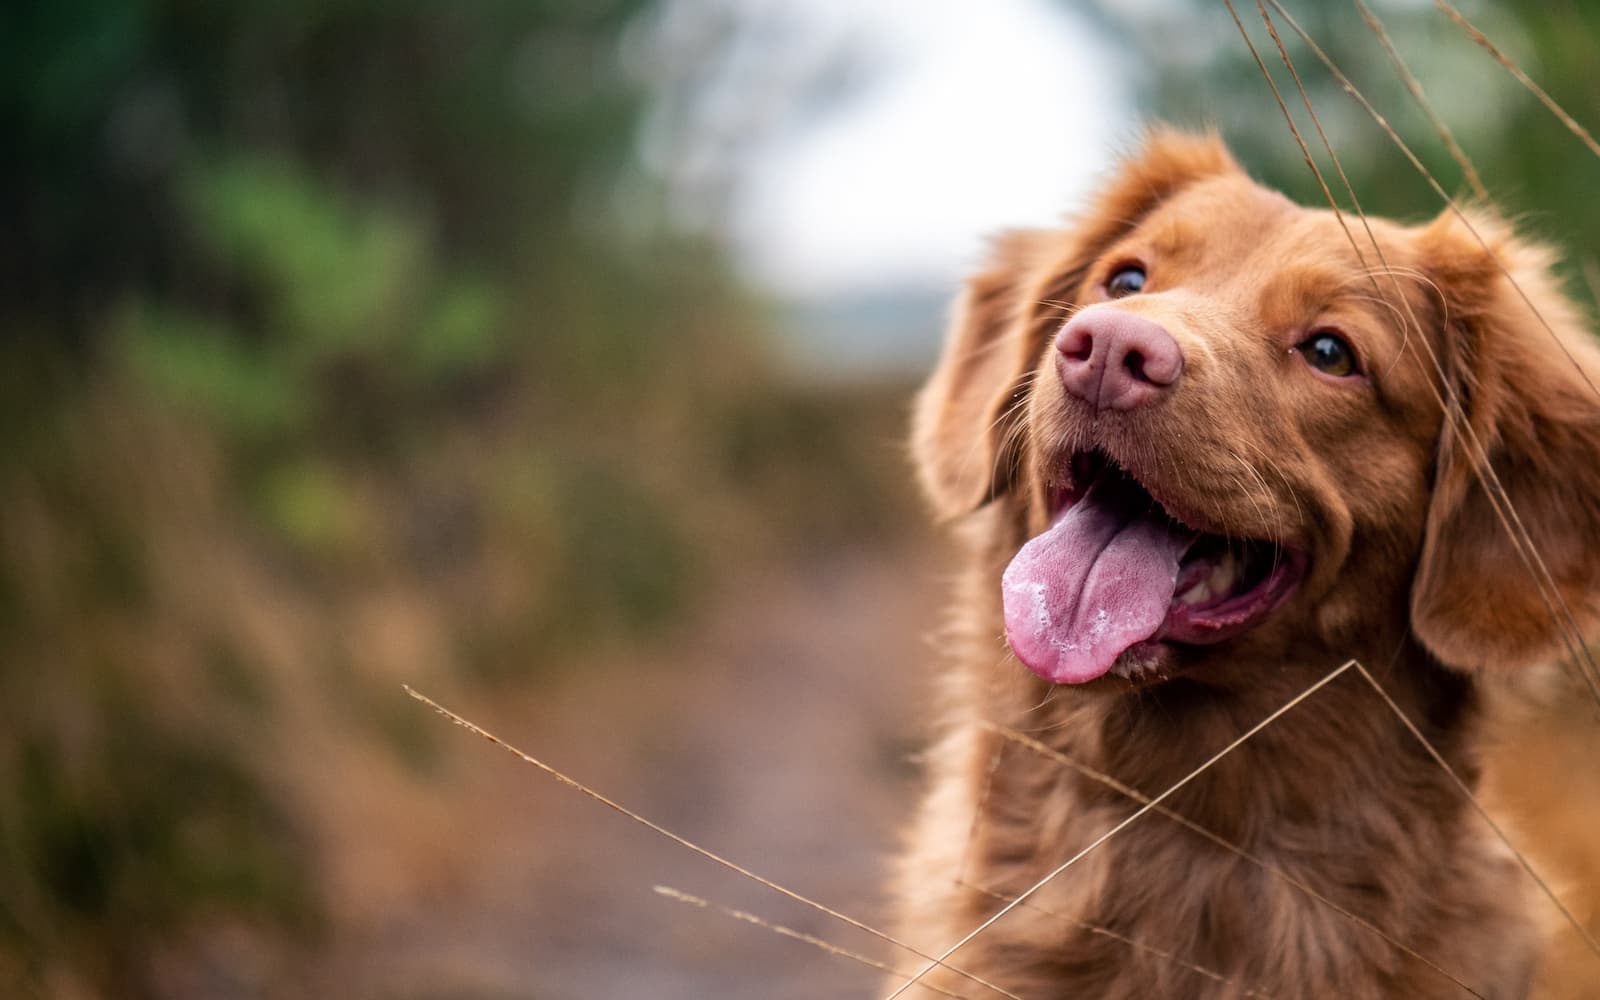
[911,227,1059,519]
[1410,211,1600,671]
[911,128,1241,519]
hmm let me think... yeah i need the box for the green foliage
[1,0,655,338]
[124,157,509,446]
[122,305,304,440]
[1480,3,1600,271]
[191,158,433,362]
[2,0,780,991]
[413,277,503,379]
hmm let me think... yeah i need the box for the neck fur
[927,514,1532,997]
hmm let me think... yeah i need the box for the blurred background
[3,1,1594,997]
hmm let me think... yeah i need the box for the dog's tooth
[1177,581,1211,605]
[1207,551,1239,595]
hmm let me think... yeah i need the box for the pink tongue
[1002,479,1192,684]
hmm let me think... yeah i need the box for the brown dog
[891,129,1600,999]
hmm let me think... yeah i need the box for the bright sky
[731,0,1133,300]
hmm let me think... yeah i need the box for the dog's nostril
[1123,349,1150,383]
[1058,327,1094,363]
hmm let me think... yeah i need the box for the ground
[300,543,943,1000]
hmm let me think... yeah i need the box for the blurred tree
[1,0,923,987]
[2,0,651,346]
[0,0,818,994]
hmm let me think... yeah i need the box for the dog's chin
[1104,640,1179,688]
[1002,450,1306,688]
[1090,640,1238,692]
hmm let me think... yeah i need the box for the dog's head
[914,129,1600,686]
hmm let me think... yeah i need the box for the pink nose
[1055,309,1184,411]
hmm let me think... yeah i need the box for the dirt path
[306,542,945,999]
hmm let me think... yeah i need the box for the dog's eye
[1106,265,1146,298]
[1296,332,1359,378]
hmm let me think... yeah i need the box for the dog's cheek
[1313,575,1370,648]
[1020,376,1084,507]
[1312,535,1415,650]
[1309,456,1430,648]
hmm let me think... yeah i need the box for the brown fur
[892,129,1600,999]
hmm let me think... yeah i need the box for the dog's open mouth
[1002,452,1305,684]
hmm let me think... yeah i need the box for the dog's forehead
[1131,178,1429,317]
[1138,176,1295,244]
[1139,177,1412,271]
